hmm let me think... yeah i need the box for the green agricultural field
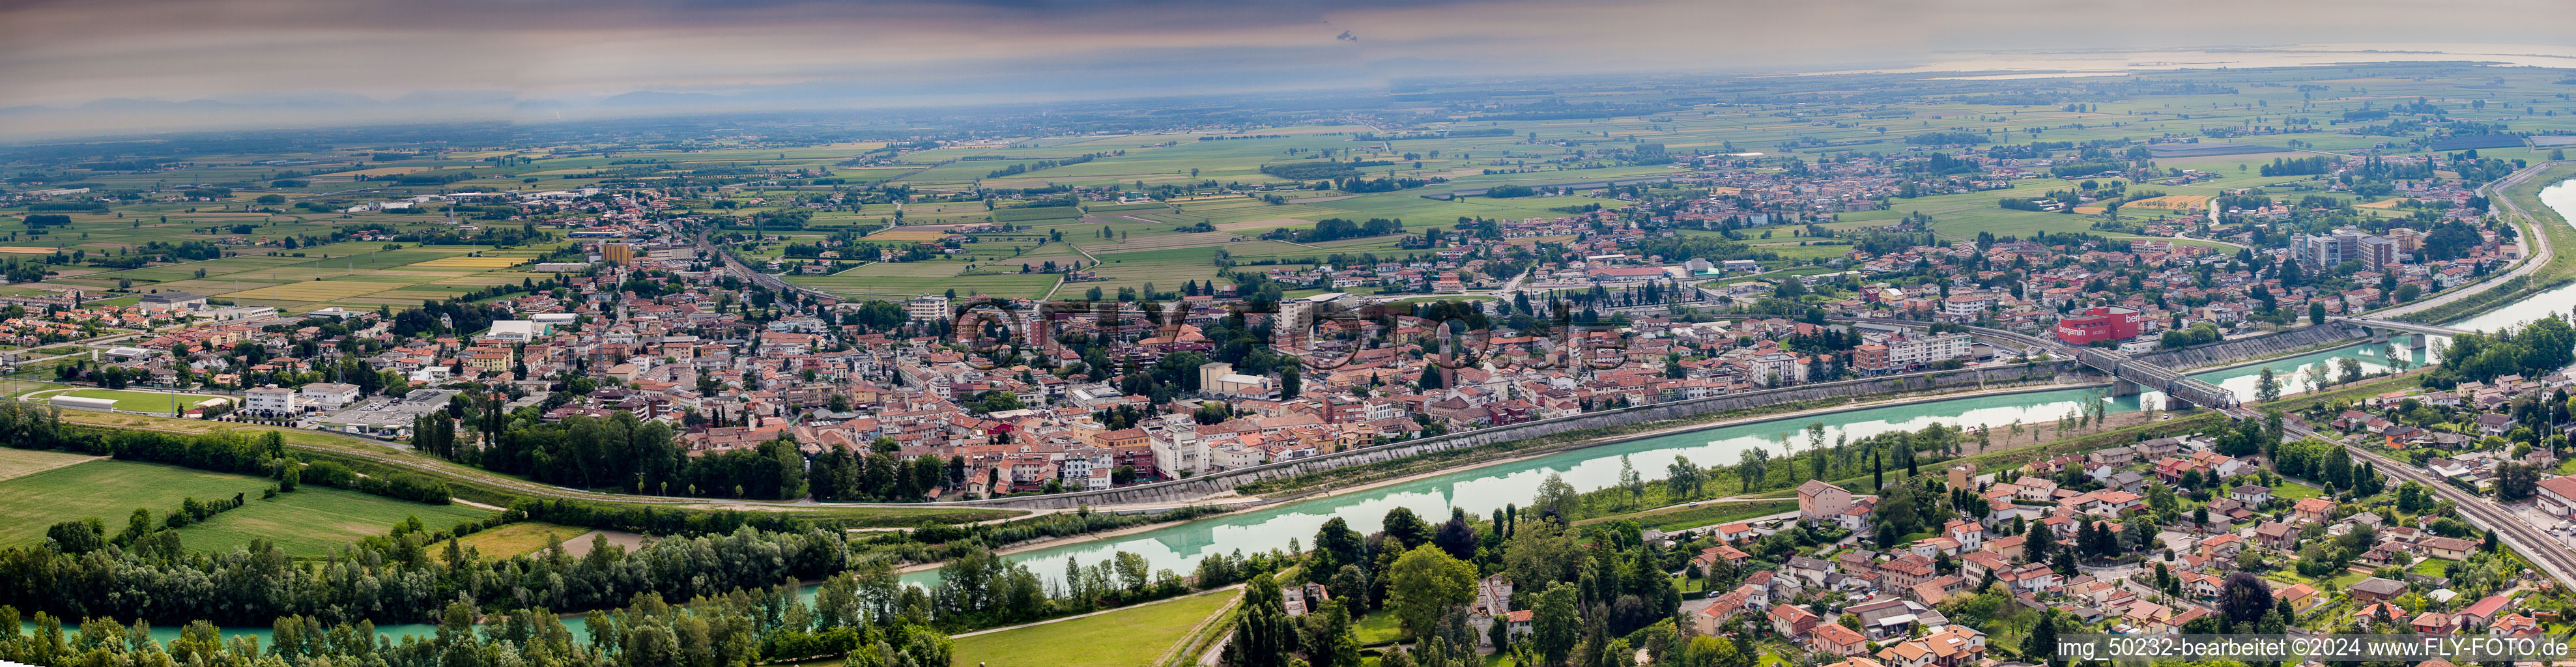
[1748,242,1860,261]
[51,389,230,412]
[788,271,1061,299]
[18,62,2576,324]
[991,207,1083,223]
[948,589,1235,667]
[454,521,597,559]
[0,447,100,481]
[0,459,281,546]
[176,485,494,557]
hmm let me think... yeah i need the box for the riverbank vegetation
[0,583,957,667]
[1233,376,2077,498]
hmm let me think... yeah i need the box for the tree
[1666,456,1704,499]
[2497,462,2540,501]
[1222,575,1299,667]
[44,518,104,554]
[2219,572,2274,625]
[2023,610,2059,666]
[1736,448,1769,491]
[1807,421,1829,480]
[1383,507,1433,551]
[1618,455,1646,506]
[1433,508,1480,561]
[2311,302,2327,326]
[1386,545,1478,639]
[1530,582,1581,666]
[1531,472,1579,523]
[2255,367,2281,403]
[2025,519,2055,563]
[1312,518,1366,575]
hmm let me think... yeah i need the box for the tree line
[429,408,812,501]
[0,580,954,667]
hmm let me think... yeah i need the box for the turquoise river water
[48,179,2576,645]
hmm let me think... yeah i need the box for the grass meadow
[177,485,495,557]
[944,589,1236,667]
[0,456,489,556]
[454,521,599,559]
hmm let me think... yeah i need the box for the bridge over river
[1831,316,2240,409]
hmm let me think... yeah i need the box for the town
[8,51,2576,667]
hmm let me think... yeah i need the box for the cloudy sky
[6,0,2576,134]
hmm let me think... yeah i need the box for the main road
[694,228,842,303]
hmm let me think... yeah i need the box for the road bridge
[2078,348,2240,408]
[2328,315,2470,348]
[1827,316,2239,409]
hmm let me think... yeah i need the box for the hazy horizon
[10,0,2576,137]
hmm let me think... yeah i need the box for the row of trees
[0,583,953,667]
[433,410,816,501]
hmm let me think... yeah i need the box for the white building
[2539,476,2576,517]
[1059,451,1114,491]
[1199,362,1279,400]
[243,386,298,416]
[1145,416,1205,479]
[1888,333,1973,367]
[906,295,949,323]
[1751,352,1809,386]
[1941,294,1996,318]
[299,382,363,410]
[485,320,544,342]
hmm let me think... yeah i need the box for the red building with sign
[2055,306,2140,345]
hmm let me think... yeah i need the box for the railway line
[2260,416,2576,586]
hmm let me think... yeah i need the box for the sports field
[46,388,230,412]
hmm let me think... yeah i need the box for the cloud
[4,0,2576,135]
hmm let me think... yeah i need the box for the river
[885,178,2576,591]
[52,179,2576,646]
[889,341,2429,591]
[2443,179,2576,333]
